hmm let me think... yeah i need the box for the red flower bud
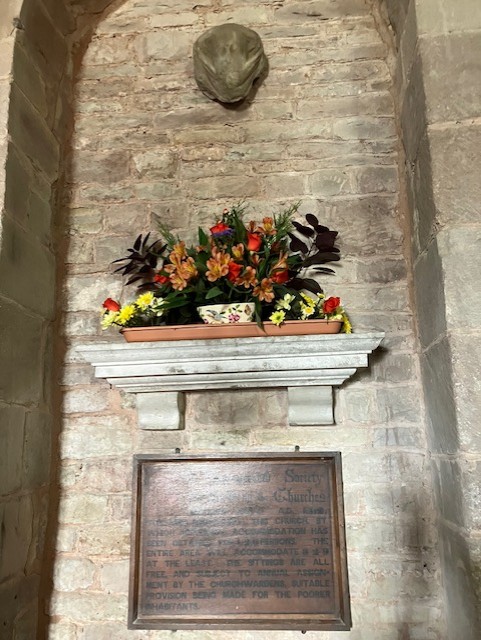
[247,232,262,252]
[102,298,121,312]
[154,273,169,285]
[323,296,341,314]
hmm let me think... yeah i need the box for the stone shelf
[78,333,384,429]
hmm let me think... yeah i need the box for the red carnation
[102,298,121,312]
[154,273,169,285]
[227,262,243,283]
[323,296,340,314]
[247,232,262,252]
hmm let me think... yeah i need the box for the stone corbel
[78,333,384,430]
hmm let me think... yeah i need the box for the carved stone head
[193,23,268,104]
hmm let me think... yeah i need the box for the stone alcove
[0,1,480,639]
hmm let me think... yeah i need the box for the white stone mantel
[78,333,384,429]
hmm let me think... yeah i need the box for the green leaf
[198,227,209,246]
[205,287,223,300]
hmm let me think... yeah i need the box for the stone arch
[0,0,416,637]
[1,0,480,638]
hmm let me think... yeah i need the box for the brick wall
[50,1,444,639]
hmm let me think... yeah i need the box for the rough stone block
[83,36,135,66]
[60,415,132,459]
[59,493,109,525]
[421,32,481,123]
[205,6,272,26]
[63,313,100,338]
[416,0,481,35]
[75,524,131,556]
[264,173,306,198]
[102,203,149,234]
[172,126,245,145]
[333,116,396,141]
[0,215,56,319]
[0,574,39,640]
[187,389,286,430]
[63,274,121,313]
[132,149,177,178]
[411,132,436,256]
[438,228,481,330]
[297,92,393,119]
[0,300,45,405]
[353,165,398,194]
[342,451,425,484]
[187,430,250,450]
[8,83,59,181]
[377,386,421,424]
[150,11,198,28]
[413,238,447,348]
[23,410,52,489]
[71,150,131,185]
[138,31,192,62]
[0,404,25,495]
[0,496,33,579]
[450,334,481,453]
[133,181,180,200]
[19,0,67,80]
[431,458,465,527]
[244,120,331,143]
[356,257,407,284]
[99,559,130,593]
[62,386,111,415]
[429,124,481,226]
[49,591,127,622]
[53,557,96,592]
[47,622,79,640]
[372,426,423,449]
[346,519,397,553]
[276,0,369,21]
[12,40,48,120]
[340,388,378,423]
[308,168,352,197]
[252,425,370,449]
[186,175,260,200]
[438,522,480,640]
[331,195,403,257]
[401,52,426,162]
[420,336,458,455]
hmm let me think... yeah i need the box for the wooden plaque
[129,453,351,631]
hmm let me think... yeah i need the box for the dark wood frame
[128,452,351,631]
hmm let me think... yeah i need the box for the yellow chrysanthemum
[300,302,315,319]
[117,305,136,325]
[101,311,119,330]
[341,312,352,334]
[300,292,316,306]
[136,291,155,310]
[269,310,286,326]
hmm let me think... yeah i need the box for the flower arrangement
[101,203,351,332]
